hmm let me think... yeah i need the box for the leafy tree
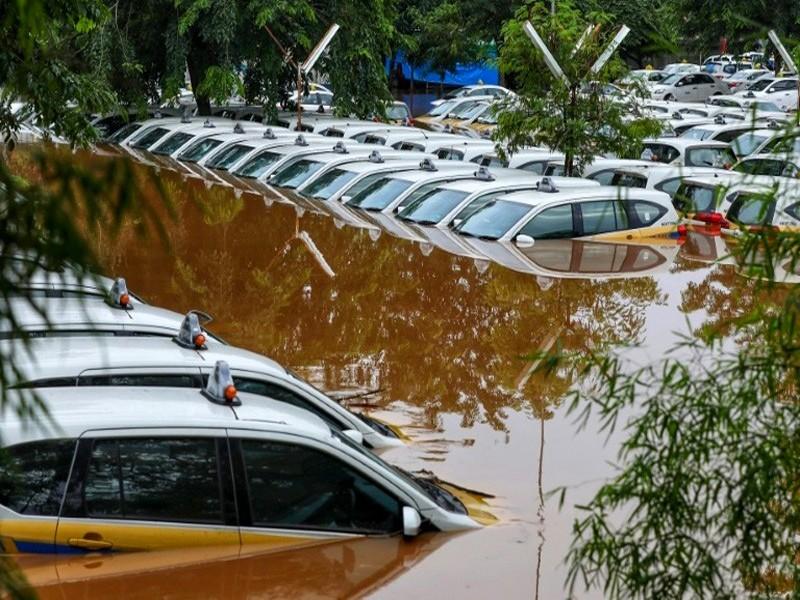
[98,0,395,117]
[494,0,661,176]
[1,1,171,597]
[542,224,800,598]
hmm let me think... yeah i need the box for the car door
[768,80,797,111]
[231,431,406,548]
[694,74,717,100]
[0,439,77,553]
[55,429,238,553]
[676,75,695,100]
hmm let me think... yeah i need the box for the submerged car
[0,371,489,554]
[452,183,684,244]
[6,333,406,450]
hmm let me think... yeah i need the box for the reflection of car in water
[679,227,735,265]
[14,531,451,600]
[455,238,681,280]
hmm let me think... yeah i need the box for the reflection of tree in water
[101,171,668,432]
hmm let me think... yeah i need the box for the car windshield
[346,177,414,209]
[397,189,470,224]
[152,132,193,155]
[179,137,223,162]
[660,73,683,86]
[686,146,736,167]
[109,122,141,142]
[428,100,458,117]
[234,151,283,178]
[269,158,325,188]
[302,168,358,200]
[455,199,533,240]
[682,128,714,141]
[459,104,489,120]
[449,102,481,119]
[386,104,410,120]
[748,78,773,91]
[753,101,781,112]
[731,132,770,156]
[762,136,800,154]
[131,126,170,148]
[206,144,255,170]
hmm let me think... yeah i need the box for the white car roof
[374,163,480,183]
[6,335,285,379]
[498,187,672,209]
[645,137,731,150]
[1,298,211,338]
[2,386,330,446]
[320,157,444,175]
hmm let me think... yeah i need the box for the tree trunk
[186,27,215,116]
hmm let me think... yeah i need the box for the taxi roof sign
[108,277,132,310]
[174,312,207,350]
[204,360,240,406]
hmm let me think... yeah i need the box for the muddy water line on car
[12,159,757,599]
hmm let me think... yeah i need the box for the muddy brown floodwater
[9,152,765,599]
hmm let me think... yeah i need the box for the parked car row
[0,252,495,555]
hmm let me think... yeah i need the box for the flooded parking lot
[9,155,764,599]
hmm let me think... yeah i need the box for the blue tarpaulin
[388,50,499,87]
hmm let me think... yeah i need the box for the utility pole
[767,30,799,123]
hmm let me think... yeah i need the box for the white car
[604,165,738,198]
[662,63,701,75]
[395,172,599,229]
[641,138,737,168]
[0,375,487,555]
[732,153,800,177]
[474,149,564,174]
[429,85,512,107]
[728,127,783,158]
[721,69,772,92]
[650,72,730,102]
[452,185,683,243]
[747,77,799,111]
[5,333,405,450]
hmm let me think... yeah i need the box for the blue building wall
[388,51,500,87]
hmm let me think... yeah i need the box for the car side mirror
[452,218,463,227]
[341,195,352,204]
[342,429,364,445]
[402,506,422,537]
[515,234,535,248]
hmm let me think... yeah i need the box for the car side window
[654,177,682,197]
[697,74,715,84]
[234,378,347,430]
[238,439,402,534]
[519,204,575,239]
[587,169,616,185]
[628,201,668,226]
[0,440,76,516]
[579,200,628,234]
[63,437,226,524]
[518,161,545,174]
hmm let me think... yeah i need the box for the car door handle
[68,536,113,551]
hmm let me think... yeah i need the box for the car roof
[2,386,331,446]
[418,172,546,193]
[326,158,443,175]
[741,152,800,162]
[376,163,480,182]
[6,335,287,383]
[499,187,671,208]
[646,137,731,150]
[1,298,202,336]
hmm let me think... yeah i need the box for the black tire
[665,94,675,101]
